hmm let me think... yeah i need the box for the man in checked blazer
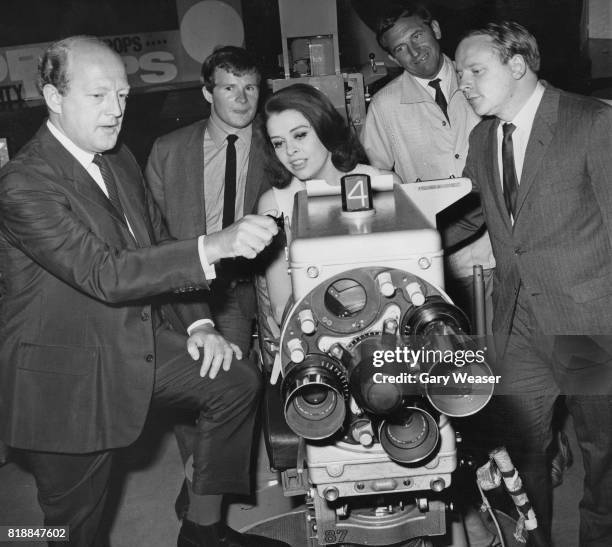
[0,36,285,547]
[450,22,612,546]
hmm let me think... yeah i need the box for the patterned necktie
[93,153,125,217]
[502,123,519,219]
[222,134,238,228]
[428,78,449,123]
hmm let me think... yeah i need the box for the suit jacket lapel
[514,87,558,220]
[243,120,266,215]
[39,124,151,248]
[188,121,208,233]
[106,157,150,246]
[47,133,130,231]
[70,160,125,224]
[39,124,136,236]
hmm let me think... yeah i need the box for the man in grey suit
[145,47,279,546]
[452,22,612,546]
[146,46,268,370]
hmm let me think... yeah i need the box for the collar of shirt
[413,55,453,100]
[47,119,109,198]
[47,119,95,170]
[497,81,545,185]
[506,80,545,137]
[402,54,454,104]
[46,120,136,237]
[207,113,253,149]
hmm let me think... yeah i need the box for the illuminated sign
[0,30,198,102]
[0,0,244,102]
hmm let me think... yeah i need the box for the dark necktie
[93,153,125,218]
[502,123,519,219]
[222,134,238,228]
[428,78,449,123]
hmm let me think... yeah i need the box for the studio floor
[0,410,582,547]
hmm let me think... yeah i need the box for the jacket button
[141,311,150,321]
[145,354,154,363]
[455,153,460,159]
[442,121,447,126]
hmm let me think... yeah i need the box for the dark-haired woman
[257,84,399,326]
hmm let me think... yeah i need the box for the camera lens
[300,385,329,405]
[281,354,348,440]
[293,389,338,421]
[379,407,440,464]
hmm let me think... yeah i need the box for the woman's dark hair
[262,83,367,188]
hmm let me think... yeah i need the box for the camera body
[271,177,491,545]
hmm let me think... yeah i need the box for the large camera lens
[401,296,470,338]
[292,388,337,421]
[426,360,494,417]
[379,407,440,464]
[282,354,348,440]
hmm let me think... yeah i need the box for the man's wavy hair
[375,1,434,53]
[461,21,540,74]
[201,46,261,92]
[262,84,367,189]
[38,35,110,95]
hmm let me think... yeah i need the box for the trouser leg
[19,450,113,547]
[210,282,256,356]
[549,335,612,546]
[153,326,262,495]
[566,396,612,546]
[495,293,559,541]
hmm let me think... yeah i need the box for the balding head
[41,36,130,153]
[38,36,121,96]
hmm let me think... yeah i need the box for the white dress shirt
[497,81,546,186]
[413,57,453,104]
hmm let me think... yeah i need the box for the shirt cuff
[187,318,215,336]
[198,235,216,280]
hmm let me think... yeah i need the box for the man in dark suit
[146,46,268,370]
[452,22,612,546]
[144,47,274,539]
[0,36,286,547]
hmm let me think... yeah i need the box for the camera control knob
[287,338,306,363]
[359,430,374,447]
[405,282,425,306]
[323,486,340,501]
[430,478,446,492]
[376,272,395,297]
[298,309,316,334]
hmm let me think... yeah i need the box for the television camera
[264,176,496,546]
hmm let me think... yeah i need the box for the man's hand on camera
[187,324,243,379]
[204,214,278,263]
